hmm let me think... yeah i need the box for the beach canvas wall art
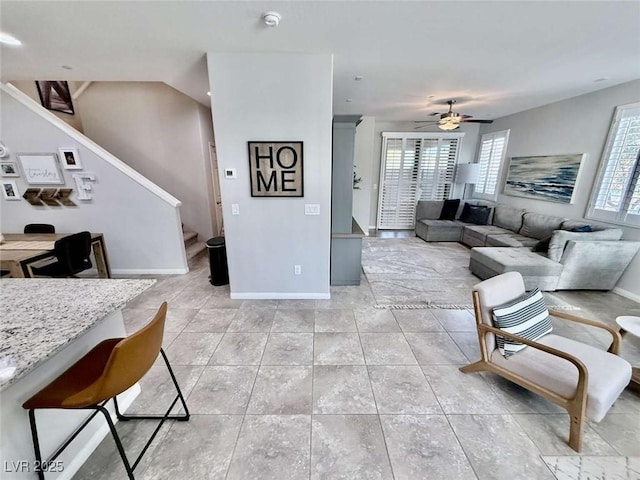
[504,154,584,204]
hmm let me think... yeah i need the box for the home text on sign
[248,142,303,197]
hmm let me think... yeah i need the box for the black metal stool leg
[97,405,135,480]
[28,409,45,480]
[160,348,190,419]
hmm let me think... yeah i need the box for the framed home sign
[17,153,65,185]
[248,141,303,197]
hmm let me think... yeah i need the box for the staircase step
[186,242,206,261]
[183,231,198,248]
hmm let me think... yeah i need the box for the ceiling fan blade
[414,120,438,124]
[429,111,443,116]
[460,119,494,124]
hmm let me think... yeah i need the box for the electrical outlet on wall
[294,265,302,275]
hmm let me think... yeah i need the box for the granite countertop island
[0,278,155,391]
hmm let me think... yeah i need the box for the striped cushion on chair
[492,288,553,358]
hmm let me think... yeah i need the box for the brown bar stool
[23,302,189,479]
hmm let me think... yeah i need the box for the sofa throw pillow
[439,199,461,220]
[460,204,491,225]
[571,225,593,232]
[492,288,553,358]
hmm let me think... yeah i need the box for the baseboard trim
[111,268,189,275]
[57,384,140,480]
[230,292,330,300]
[613,286,640,304]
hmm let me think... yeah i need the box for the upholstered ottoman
[469,247,563,291]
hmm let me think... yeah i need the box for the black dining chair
[24,224,56,234]
[31,231,93,278]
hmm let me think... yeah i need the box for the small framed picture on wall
[0,162,20,177]
[2,180,21,200]
[58,147,82,170]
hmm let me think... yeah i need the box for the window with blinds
[474,130,509,201]
[587,102,640,227]
[377,132,464,229]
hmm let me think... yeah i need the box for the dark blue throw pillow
[439,199,461,220]
[571,225,593,232]
[460,204,490,225]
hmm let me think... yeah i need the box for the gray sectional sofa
[415,200,640,291]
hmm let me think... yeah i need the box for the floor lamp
[456,163,480,199]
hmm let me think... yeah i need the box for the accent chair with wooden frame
[460,272,631,452]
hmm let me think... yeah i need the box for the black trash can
[206,236,229,286]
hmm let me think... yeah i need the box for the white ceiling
[1,1,639,121]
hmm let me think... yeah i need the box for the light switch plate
[231,204,240,215]
[224,168,237,179]
[304,204,320,215]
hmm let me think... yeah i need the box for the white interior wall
[479,79,640,299]
[368,121,480,228]
[208,52,333,298]
[353,116,375,234]
[77,82,215,241]
[0,86,187,274]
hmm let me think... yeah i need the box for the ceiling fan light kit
[414,99,494,131]
[438,118,460,131]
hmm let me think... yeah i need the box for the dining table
[0,233,111,278]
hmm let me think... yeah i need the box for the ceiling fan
[414,100,494,131]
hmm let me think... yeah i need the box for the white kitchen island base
[0,279,156,479]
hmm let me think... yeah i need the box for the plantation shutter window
[588,102,640,227]
[474,130,510,201]
[377,132,464,229]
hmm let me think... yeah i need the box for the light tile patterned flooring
[75,253,640,480]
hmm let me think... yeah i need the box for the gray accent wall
[207,53,333,298]
[479,79,640,298]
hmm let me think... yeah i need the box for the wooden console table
[0,233,111,278]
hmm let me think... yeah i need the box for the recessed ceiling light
[61,65,72,70]
[0,32,22,46]
[207,91,211,96]
[594,77,609,83]
[346,99,353,103]
[354,76,363,81]
[428,95,435,99]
